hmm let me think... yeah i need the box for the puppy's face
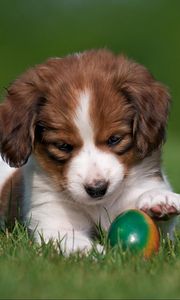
[0,50,170,205]
[35,86,134,205]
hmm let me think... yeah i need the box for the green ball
[108,209,160,257]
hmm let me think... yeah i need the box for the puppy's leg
[25,201,102,255]
[34,228,103,255]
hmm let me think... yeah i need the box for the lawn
[0,215,180,299]
[0,0,180,299]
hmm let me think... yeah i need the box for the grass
[163,134,180,193]
[0,222,180,299]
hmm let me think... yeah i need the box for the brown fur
[0,170,23,227]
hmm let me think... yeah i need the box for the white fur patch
[0,155,16,191]
[74,90,94,144]
[67,90,125,205]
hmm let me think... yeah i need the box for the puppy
[0,49,179,254]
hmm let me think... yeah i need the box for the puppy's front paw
[59,235,104,256]
[137,189,180,220]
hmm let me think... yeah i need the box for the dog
[0,49,179,254]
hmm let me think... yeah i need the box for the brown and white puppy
[0,49,179,254]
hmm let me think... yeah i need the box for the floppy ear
[117,56,170,158]
[0,68,46,167]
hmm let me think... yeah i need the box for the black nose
[84,180,109,198]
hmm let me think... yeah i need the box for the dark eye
[56,142,74,153]
[107,135,122,147]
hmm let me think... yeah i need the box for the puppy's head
[0,50,170,205]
